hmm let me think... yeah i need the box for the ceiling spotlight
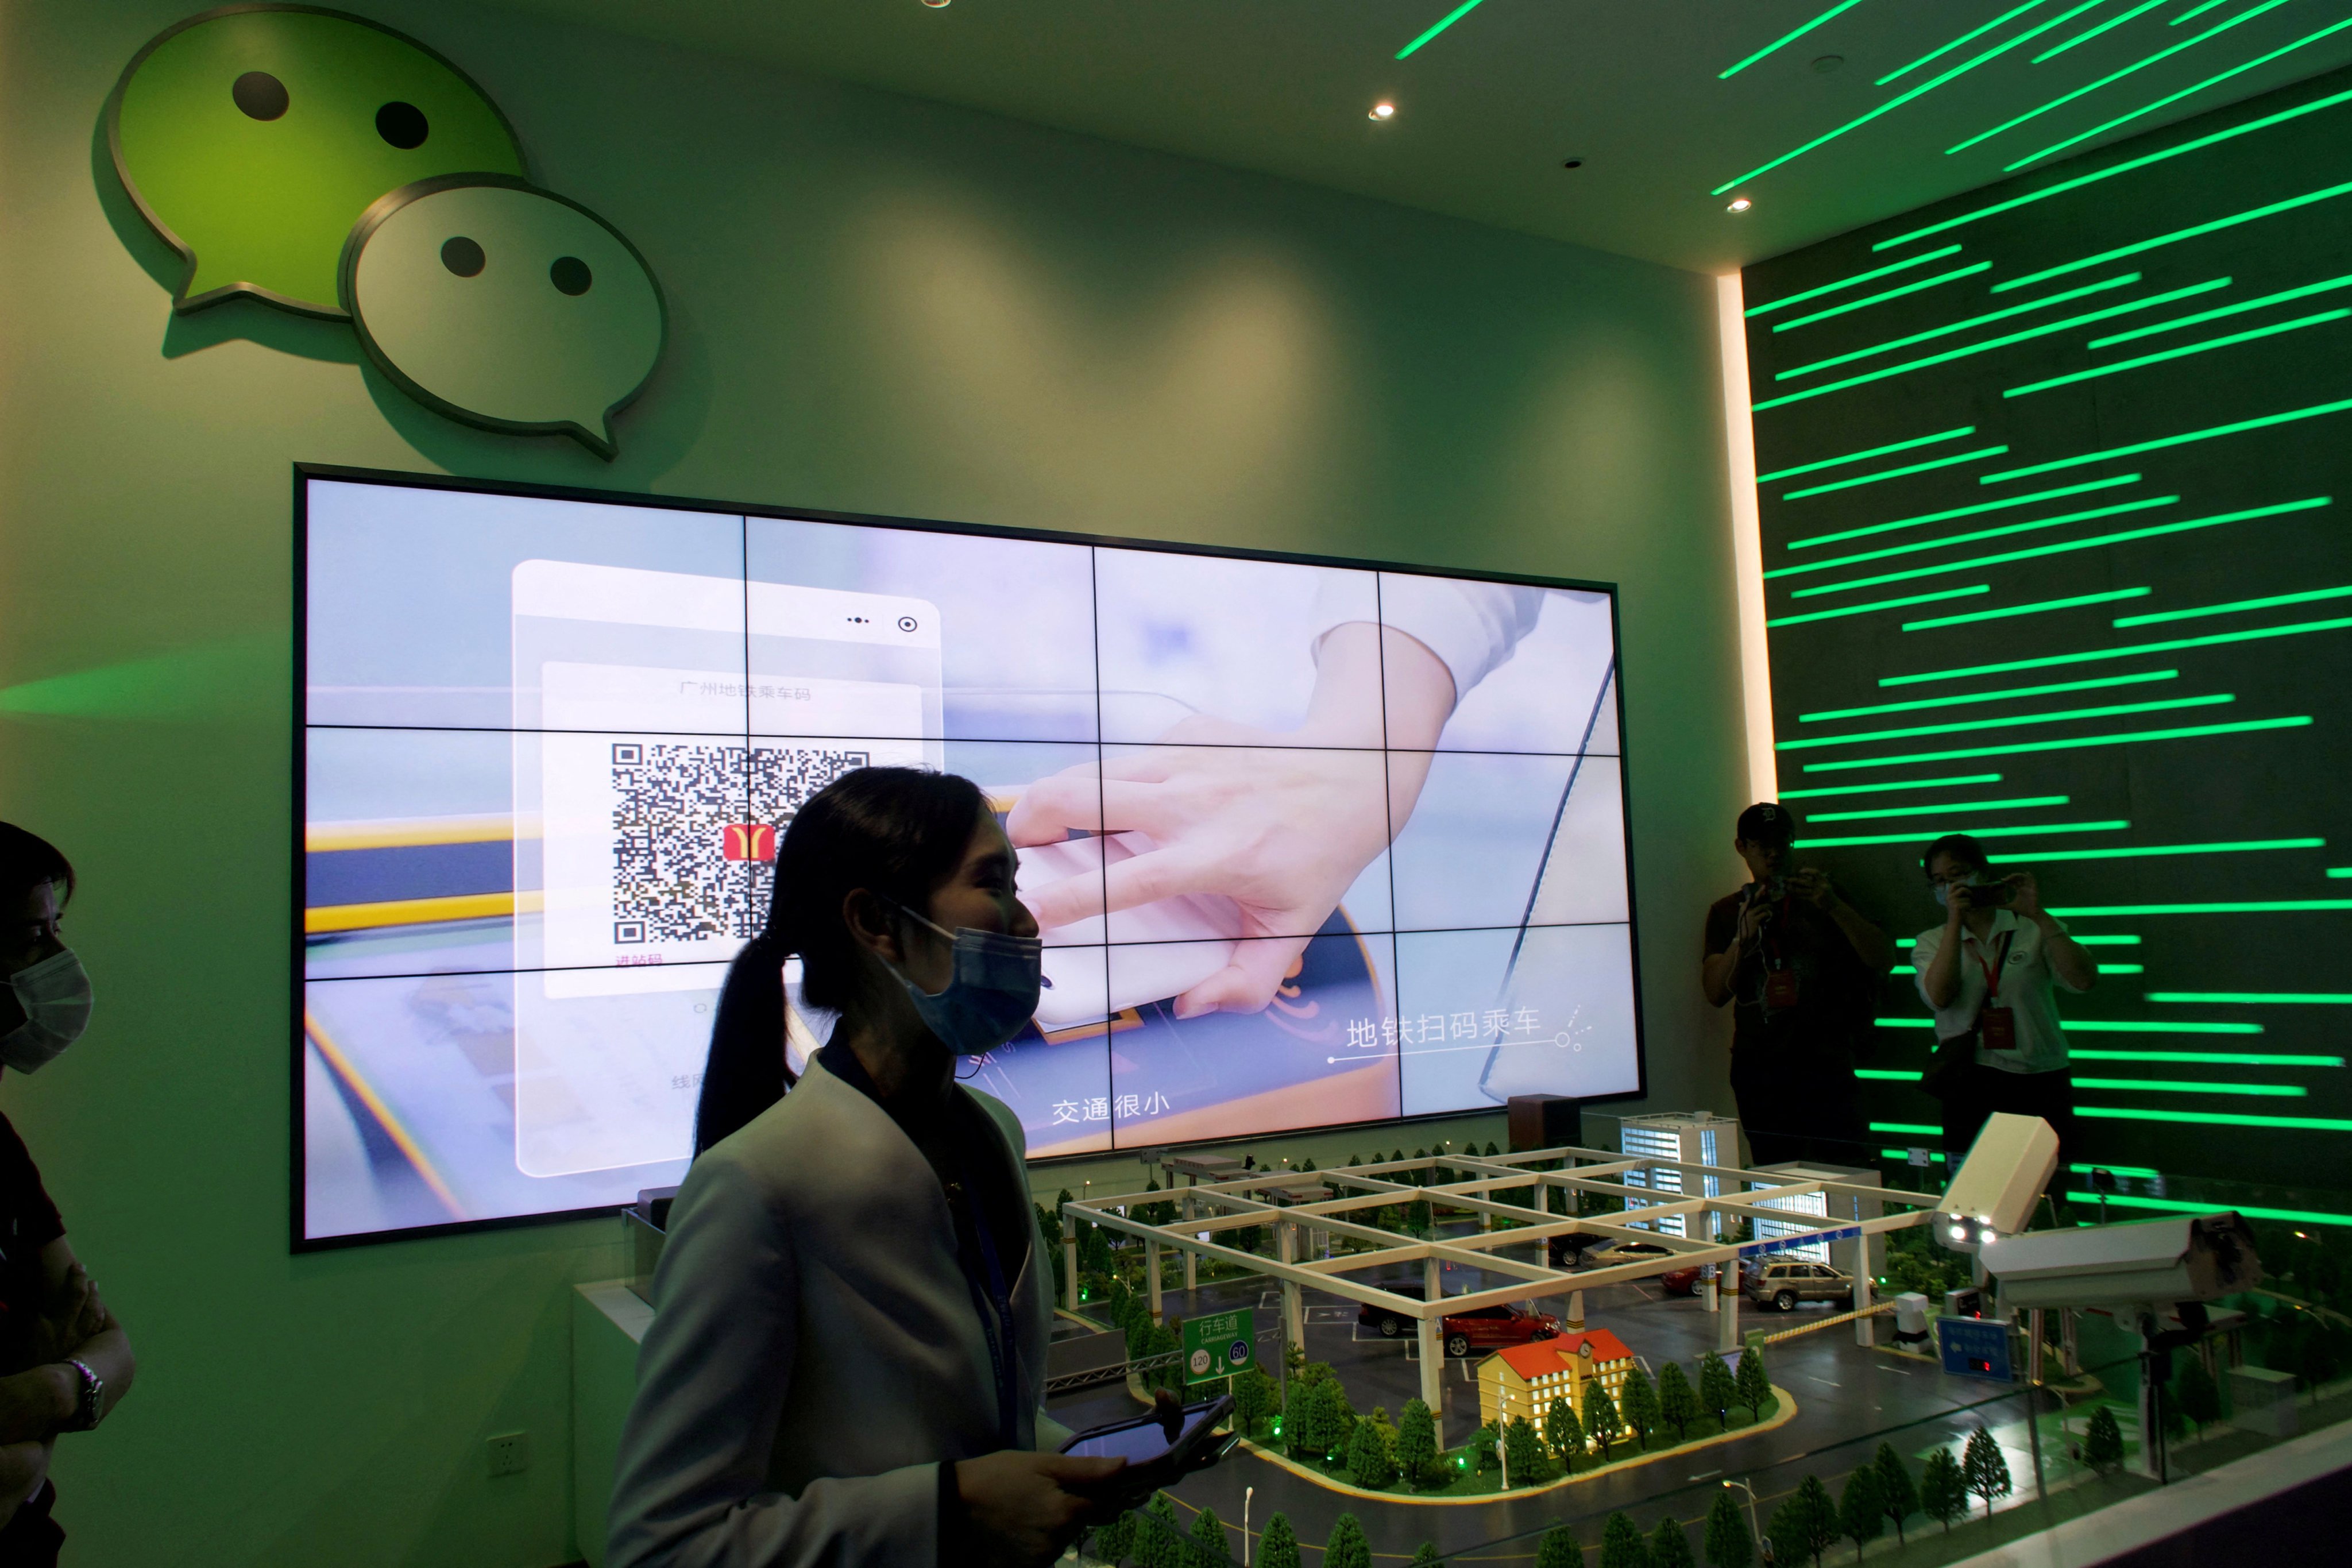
[921,0,952,7]
[1561,157,1585,169]
[1811,54,1844,74]
[1369,101,1396,121]
[1726,196,1754,213]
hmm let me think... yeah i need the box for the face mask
[884,902,1042,1057]
[3,948,92,1073]
[1932,874,1980,910]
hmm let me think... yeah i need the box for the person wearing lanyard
[1702,803,1891,1167]
[1913,833,2096,1175]
[608,768,1138,1568]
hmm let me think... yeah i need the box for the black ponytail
[692,767,987,1154]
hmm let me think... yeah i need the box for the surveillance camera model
[1978,1211,2264,1313]
[1934,1112,2060,1252]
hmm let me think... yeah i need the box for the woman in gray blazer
[608,769,1130,1567]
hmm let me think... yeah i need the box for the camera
[1959,879,2012,907]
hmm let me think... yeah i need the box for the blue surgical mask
[1932,874,1980,910]
[884,902,1043,1056]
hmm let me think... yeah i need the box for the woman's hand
[955,1450,1129,1567]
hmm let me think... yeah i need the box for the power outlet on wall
[486,1431,530,1478]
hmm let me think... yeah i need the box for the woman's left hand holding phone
[955,1450,1131,1567]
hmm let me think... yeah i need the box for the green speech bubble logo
[341,175,666,459]
[109,5,526,318]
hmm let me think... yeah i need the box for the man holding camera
[1702,803,1891,1166]
[1913,833,2096,1172]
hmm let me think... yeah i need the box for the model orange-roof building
[1478,1328,1637,1438]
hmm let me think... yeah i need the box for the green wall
[0,1,1744,1561]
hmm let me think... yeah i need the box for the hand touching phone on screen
[1009,623,1455,1016]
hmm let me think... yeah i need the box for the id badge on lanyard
[1974,931,2017,1052]
[1759,893,1799,1011]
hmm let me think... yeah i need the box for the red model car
[1658,1265,1705,1297]
[1357,1285,1563,1357]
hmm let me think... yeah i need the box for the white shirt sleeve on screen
[1308,574,1547,700]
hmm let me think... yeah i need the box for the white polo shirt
[1911,909,2086,1075]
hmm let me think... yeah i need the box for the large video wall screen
[298,471,1640,1244]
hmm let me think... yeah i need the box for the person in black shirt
[0,824,137,1565]
[1701,803,1891,1168]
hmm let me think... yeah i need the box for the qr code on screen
[608,742,871,943]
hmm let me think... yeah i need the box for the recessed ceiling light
[921,0,951,7]
[1811,55,1844,74]
[1369,101,1396,121]
[1562,157,1585,169]
[1726,196,1754,213]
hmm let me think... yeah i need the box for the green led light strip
[1868,1121,1941,1135]
[1778,274,2141,381]
[1779,694,2227,753]
[1780,774,2002,798]
[1719,0,1874,79]
[1760,281,2229,407]
[1759,427,1978,482]
[1789,498,2319,600]
[2148,991,2352,1004]
[1799,715,2312,773]
[2064,1191,2352,1226]
[1989,836,2323,863]
[1785,474,2140,553]
[2075,1078,2307,1096]
[1808,795,2072,821]
[2097,964,2144,974]
[1773,265,1995,333]
[1711,0,2111,194]
[1767,586,1989,628]
[1783,447,2009,500]
[1882,1,2046,84]
[1747,248,1967,320]
[1907,588,2151,629]
[2054,1018,2257,1035]
[2092,273,2352,349]
[2068,1162,2161,1177]
[1947,0,2293,156]
[1879,601,2349,685]
[1778,496,2173,583]
[2079,1106,2352,1130]
[1803,669,2176,723]
[1979,397,2352,484]
[2115,584,2352,628]
[1395,0,1492,60]
[2052,899,2352,914]
[2034,0,2171,61]
[2006,309,2352,398]
[1857,1069,1924,1081]
[2172,0,2235,22]
[1874,1018,1934,1028]
[2331,868,2352,879]
[1877,86,2352,251]
[2075,1049,2342,1065]
[1992,179,2352,294]
[1884,1148,1949,1161]
[1795,820,2129,847]
[2071,934,2140,945]
[2011,13,2352,171]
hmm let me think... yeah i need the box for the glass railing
[1062,1166,2350,1567]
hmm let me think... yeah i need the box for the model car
[1355,1285,1563,1356]
[1571,1238,1682,1272]
[1743,1259,1853,1312]
[1658,1265,1705,1297]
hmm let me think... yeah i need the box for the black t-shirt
[0,1111,64,1377]
[1703,886,1876,1063]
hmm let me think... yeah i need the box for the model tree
[1703,1489,1754,1568]
[1646,1513,1694,1568]
[1234,1366,1278,1438]
[2082,1405,2125,1473]
[1620,1362,1662,1451]
[1699,1350,1737,1431]
[1410,1544,1445,1568]
[2175,1356,2221,1439]
[1600,1511,1648,1568]
[1325,1513,1372,1568]
[1469,1421,1500,1475]
[1871,1442,1918,1545]
[1838,1468,1884,1560]
[1503,1415,1549,1485]
[1584,1380,1625,1458]
[1735,1345,1773,1424]
[1920,1447,1967,1532]
[1139,1493,1184,1568]
[1767,1476,1839,1567]
[1258,1513,1301,1568]
[1323,1378,1361,1459]
[1961,1426,2012,1520]
[1657,1360,1700,1442]
[1545,1393,1584,1473]
[1347,1416,1397,1490]
[1188,1507,1228,1568]
[1397,1398,1439,1486]
[1092,1505,1138,1565]
[1408,1197,1434,1235]
[1534,1522,1580,1568]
